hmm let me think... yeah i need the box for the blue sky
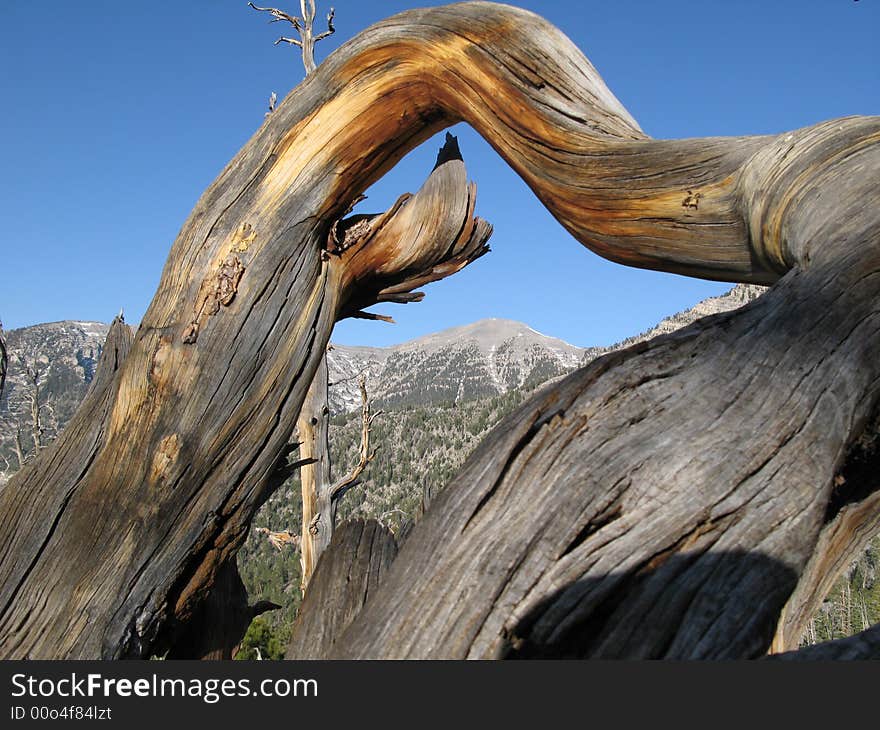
[1,1,877,347]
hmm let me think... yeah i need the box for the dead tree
[299,373,379,590]
[0,353,56,471]
[295,355,331,591]
[0,424,26,474]
[249,0,348,593]
[0,2,878,659]
[15,355,53,454]
[249,1,335,75]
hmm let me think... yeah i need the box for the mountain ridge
[0,283,768,475]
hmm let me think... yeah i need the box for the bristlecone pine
[0,2,878,660]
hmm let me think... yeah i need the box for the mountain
[632,283,768,339]
[328,284,769,413]
[0,321,111,480]
[0,285,766,479]
[328,317,586,413]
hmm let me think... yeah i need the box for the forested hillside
[237,388,528,656]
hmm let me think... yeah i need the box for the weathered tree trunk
[772,475,880,652]
[299,366,380,593]
[0,1,877,659]
[0,118,489,658]
[286,520,397,659]
[297,355,331,591]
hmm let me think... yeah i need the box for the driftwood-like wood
[328,117,880,656]
[0,121,488,656]
[285,520,397,659]
[772,454,880,652]
[0,1,877,659]
[0,316,132,655]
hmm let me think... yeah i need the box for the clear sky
[1,1,877,347]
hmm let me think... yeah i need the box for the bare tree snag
[0,423,25,473]
[327,376,379,505]
[0,2,876,659]
[297,355,331,590]
[15,354,53,453]
[250,0,339,594]
[249,1,335,75]
[286,520,397,659]
[301,373,380,589]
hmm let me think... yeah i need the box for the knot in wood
[681,190,702,210]
[308,512,321,535]
[215,255,245,308]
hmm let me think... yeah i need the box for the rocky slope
[327,317,586,412]
[0,321,110,481]
[0,285,767,480]
[327,284,768,412]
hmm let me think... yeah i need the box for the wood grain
[286,520,397,659]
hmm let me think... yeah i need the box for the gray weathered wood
[286,520,397,659]
[297,355,332,591]
[332,200,880,657]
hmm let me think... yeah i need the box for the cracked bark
[0,2,876,659]
[286,520,397,659]
[0,118,488,659]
